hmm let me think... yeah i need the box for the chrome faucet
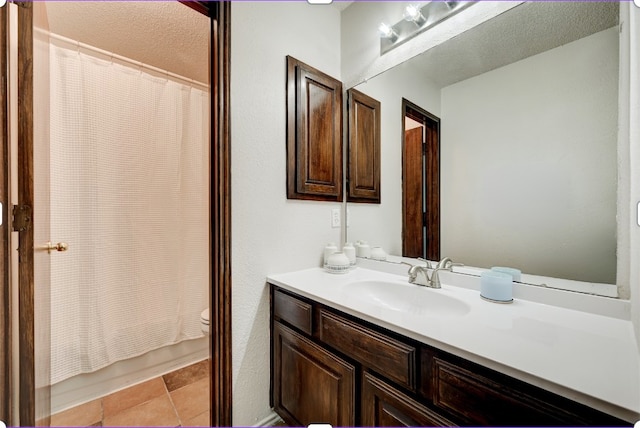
[436,257,453,270]
[406,258,441,288]
[406,257,462,289]
[431,257,464,288]
[407,261,432,287]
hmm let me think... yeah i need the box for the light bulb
[403,4,426,26]
[378,22,399,42]
[378,22,394,38]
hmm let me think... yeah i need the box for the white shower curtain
[49,42,210,384]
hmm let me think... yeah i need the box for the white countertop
[267,266,640,422]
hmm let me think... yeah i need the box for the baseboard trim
[253,410,283,427]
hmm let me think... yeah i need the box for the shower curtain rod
[39,29,210,91]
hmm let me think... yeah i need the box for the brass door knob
[43,242,68,254]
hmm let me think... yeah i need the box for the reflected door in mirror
[402,100,440,260]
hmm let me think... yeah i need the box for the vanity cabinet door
[286,56,343,202]
[273,322,355,427]
[347,88,381,203]
[362,371,456,427]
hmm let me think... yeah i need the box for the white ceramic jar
[343,242,356,266]
[370,246,387,261]
[325,252,351,274]
[356,241,371,258]
[323,242,338,266]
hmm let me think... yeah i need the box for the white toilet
[200,308,210,334]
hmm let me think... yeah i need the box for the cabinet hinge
[12,204,32,232]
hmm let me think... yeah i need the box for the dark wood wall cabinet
[286,56,343,202]
[347,88,381,203]
[270,285,629,427]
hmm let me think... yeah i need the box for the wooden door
[403,127,424,258]
[347,88,381,203]
[286,56,343,202]
[402,100,440,261]
[14,2,53,426]
[273,322,355,427]
[361,372,455,427]
[0,4,51,425]
[0,4,10,424]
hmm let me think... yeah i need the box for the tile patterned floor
[49,359,210,427]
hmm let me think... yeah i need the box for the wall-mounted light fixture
[378,22,399,43]
[403,4,426,26]
[380,1,474,55]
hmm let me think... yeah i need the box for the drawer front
[273,288,313,335]
[318,309,416,390]
[428,356,588,426]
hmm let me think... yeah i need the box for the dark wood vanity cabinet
[270,285,629,427]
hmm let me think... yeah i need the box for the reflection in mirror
[346,2,619,289]
[401,99,440,261]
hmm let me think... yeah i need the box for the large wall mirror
[346,2,620,292]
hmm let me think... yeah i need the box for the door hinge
[423,212,427,227]
[12,204,32,232]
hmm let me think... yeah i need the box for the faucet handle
[438,261,464,272]
[417,257,433,268]
[400,261,416,274]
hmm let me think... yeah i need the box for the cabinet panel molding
[273,322,355,427]
[420,346,625,426]
[362,371,456,427]
[286,56,343,201]
[273,288,313,335]
[347,88,381,203]
[317,308,416,391]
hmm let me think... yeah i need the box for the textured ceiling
[44,1,209,84]
[43,1,617,88]
[408,1,619,87]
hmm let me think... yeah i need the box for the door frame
[209,2,232,426]
[3,1,232,426]
[0,4,11,425]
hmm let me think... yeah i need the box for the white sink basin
[345,279,471,317]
